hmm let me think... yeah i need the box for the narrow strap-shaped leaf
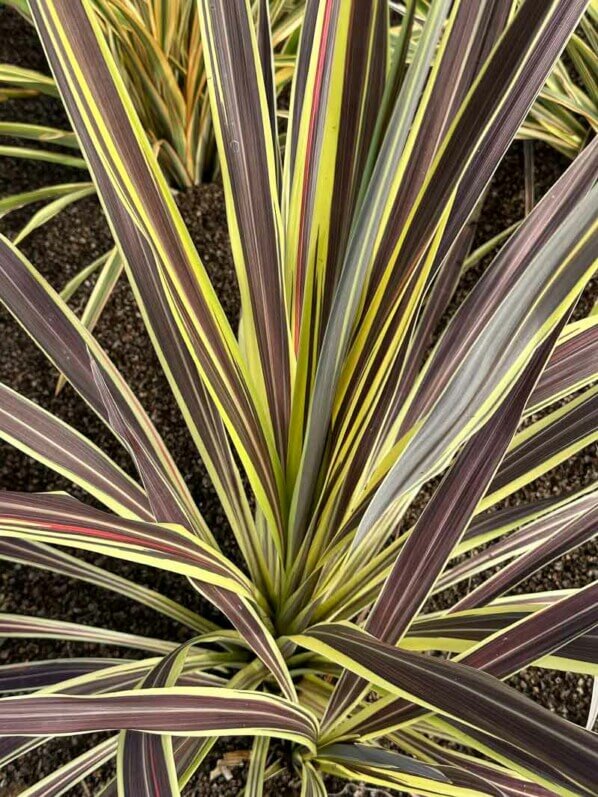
[393,0,589,300]
[0,687,318,751]
[1,729,215,796]
[315,752,497,796]
[56,249,123,376]
[462,486,592,548]
[97,735,217,797]
[119,637,204,797]
[324,328,562,726]
[352,165,598,555]
[198,0,291,461]
[244,733,269,797]
[310,488,594,628]
[588,679,598,732]
[0,651,256,776]
[287,0,386,342]
[336,4,596,492]
[87,363,294,698]
[453,496,598,612]
[336,583,598,743]
[406,608,598,674]
[55,250,123,395]
[0,654,231,701]
[295,623,598,793]
[89,357,205,538]
[396,728,559,797]
[566,28,598,104]
[0,656,224,769]
[0,613,173,655]
[485,386,598,508]
[0,235,205,537]
[0,537,212,633]
[308,531,517,630]
[456,582,598,676]
[196,581,297,702]
[434,715,595,797]
[120,727,179,795]
[0,382,151,520]
[29,0,285,540]
[13,185,96,245]
[0,121,80,148]
[366,0,587,373]
[59,248,112,301]
[287,0,451,557]
[283,0,319,208]
[305,278,594,619]
[0,183,93,217]
[293,0,589,566]
[399,137,598,434]
[102,167,265,586]
[362,0,511,304]
[0,491,255,597]
[300,760,327,797]
[0,63,60,97]
[0,494,292,701]
[0,659,123,693]
[332,138,598,548]
[526,317,598,412]
[366,215,479,469]
[18,735,118,797]
[524,140,535,215]
[0,489,296,700]
[93,0,188,132]
[439,488,597,591]
[11,240,272,696]
[0,144,87,169]
[159,655,281,788]
[355,0,416,204]
[316,743,447,784]
[257,0,280,191]
[285,0,387,507]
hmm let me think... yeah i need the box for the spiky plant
[0,0,597,794]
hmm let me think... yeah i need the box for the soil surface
[0,5,596,796]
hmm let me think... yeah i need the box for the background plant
[1,0,301,187]
[0,0,596,795]
[393,0,598,158]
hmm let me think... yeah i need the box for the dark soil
[0,5,596,796]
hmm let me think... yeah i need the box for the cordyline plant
[0,0,597,794]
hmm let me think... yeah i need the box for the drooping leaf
[295,623,598,793]
[0,688,318,751]
[0,382,151,520]
[0,537,212,633]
